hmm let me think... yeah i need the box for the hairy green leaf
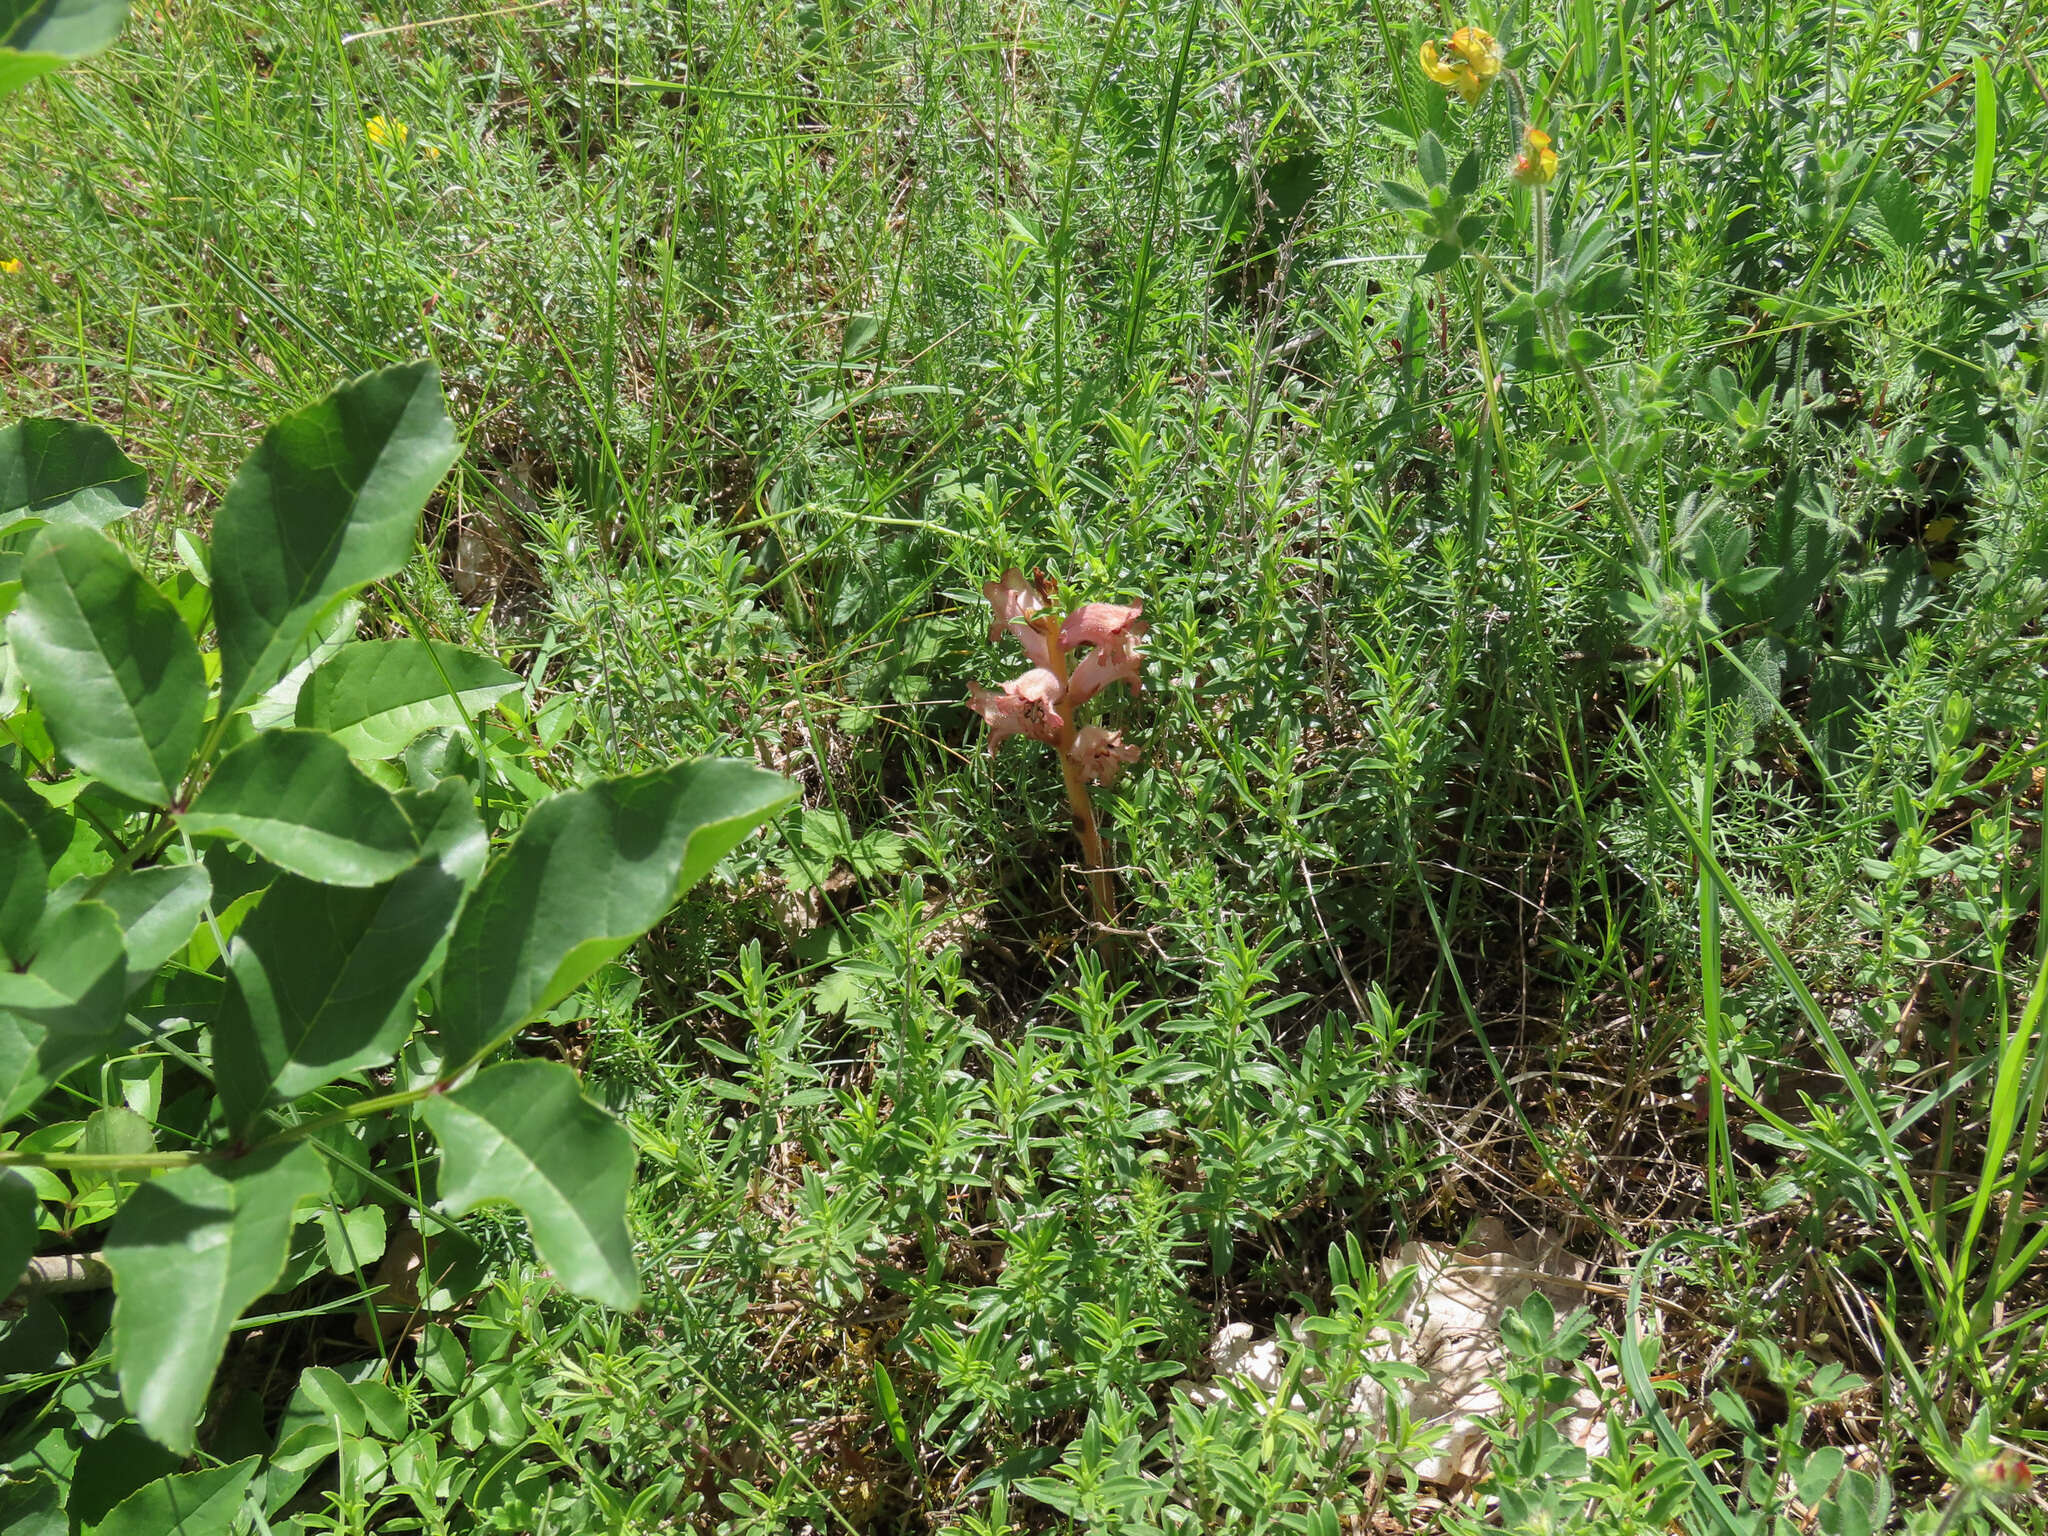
[1417,129,1447,189]
[0,417,144,530]
[1378,179,1429,215]
[215,779,485,1127]
[180,730,419,886]
[106,1142,327,1452]
[0,900,128,1123]
[421,1059,637,1309]
[296,639,521,758]
[86,1456,258,1536]
[1418,240,1461,275]
[7,526,205,804]
[211,362,457,711]
[435,759,792,1064]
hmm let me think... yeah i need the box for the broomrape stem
[1058,749,1115,928]
[1041,631,1117,930]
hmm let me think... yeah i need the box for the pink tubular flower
[1059,601,1145,651]
[1065,631,1144,706]
[1009,617,1055,670]
[967,668,1066,751]
[1069,726,1141,786]
[984,568,1045,644]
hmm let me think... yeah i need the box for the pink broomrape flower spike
[969,569,1147,933]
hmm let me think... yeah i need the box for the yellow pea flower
[1420,26,1504,106]
[0,259,21,275]
[365,115,408,150]
[1514,126,1559,185]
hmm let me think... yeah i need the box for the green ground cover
[2,0,2046,1529]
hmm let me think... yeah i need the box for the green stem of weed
[1692,667,1739,1224]
[1051,0,1134,416]
[0,1082,444,1173]
[0,1150,207,1171]
[1122,0,1205,370]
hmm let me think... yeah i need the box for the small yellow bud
[1514,127,1559,185]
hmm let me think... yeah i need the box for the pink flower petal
[1069,726,1141,786]
[1008,620,1054,671]
[967,682,1029,752]
[1064,632,1144,706]
[968,669,1066,751]
[1010,668,1068,743]
[1059,601,1146,651]
[983,568,1045,644]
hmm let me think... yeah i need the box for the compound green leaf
[86,1455,258,1536]
[214,779,485,1128]
[0,800,46,965]
[0,418,143,529]
[6,526,205,805]
[296,639,521,759]
[106,1142,327,1453]
[0,1166,34,1295]
[434,759,792,1064]
[180,730,418,887]
[211,362,457,712]
[421,1059,637,1309]
[0,899,128,1123]
[271,1363,361,1458]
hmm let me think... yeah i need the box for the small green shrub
[0,367,789,1523]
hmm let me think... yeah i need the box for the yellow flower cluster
[364,116,441,160]
[1420,27,1503,106]
[0,259,21,276]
